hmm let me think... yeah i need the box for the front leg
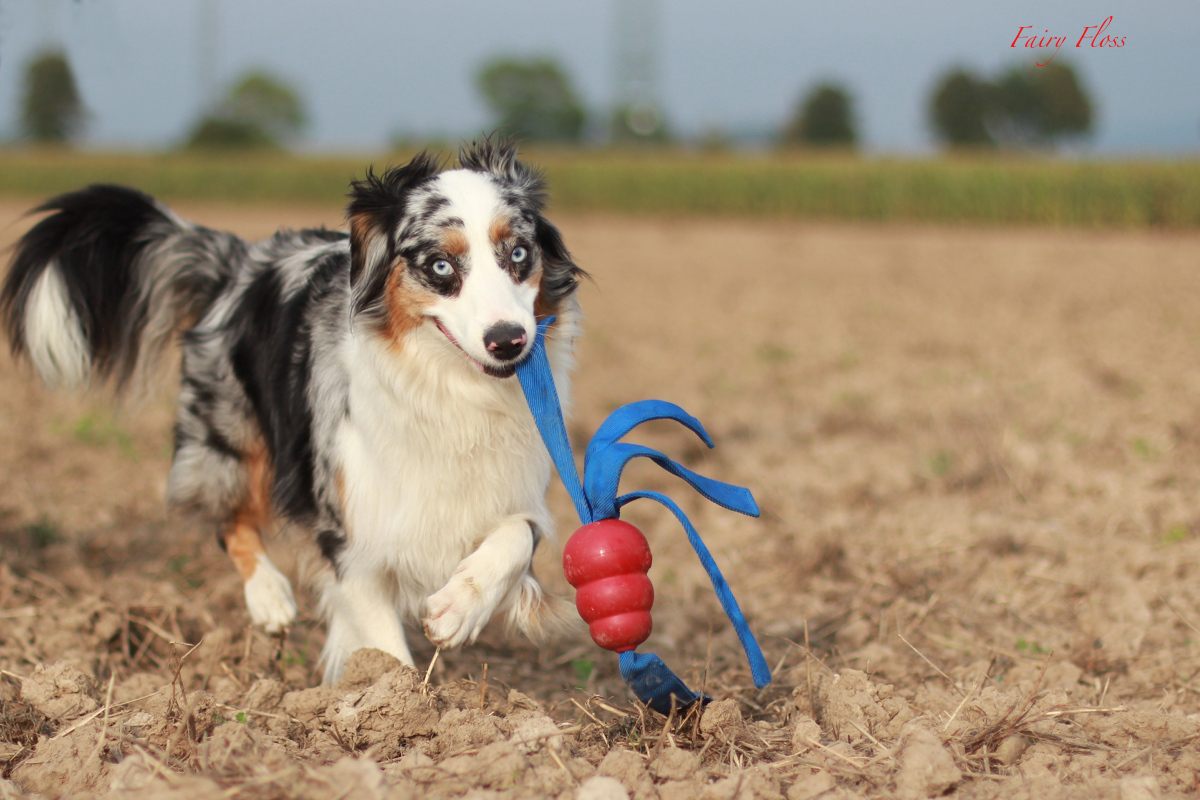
[423,515,537,648]
[320,569,414,684]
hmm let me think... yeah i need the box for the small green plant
[282,650,308,666]
[1162,525,1189,544]
[165,554,205,589]
[236,711,248,724]
[756,344,794,364]
[71,413,136,458]
[836,390,871,410]
[929,451,954,477]
[1131,437,1156,460]
[24,517,62,548]
[571,658,595,686]
[1015,638,1050,655]
[166,555,192,573]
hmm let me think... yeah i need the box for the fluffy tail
[1,185,243,393]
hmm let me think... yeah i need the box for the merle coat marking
[0,140,584,681]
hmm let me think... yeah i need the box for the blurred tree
[186,69,306,150]
[931,63,1092,150]
[20,50,85,143]
[782,83,857,147]
[223,72,307,142]
[476,58,585,143]
[930,69,994,147]
[186,118,277,150]
[993,63,1092,145]
[1038,63,1092,140]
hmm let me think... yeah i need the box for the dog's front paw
[423,571,491,648]
[243,554,297,633]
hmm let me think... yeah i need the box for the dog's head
[347,139,583,378]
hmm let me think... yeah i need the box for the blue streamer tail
[515,316,772,712]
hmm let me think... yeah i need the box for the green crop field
[0,147,1197,228]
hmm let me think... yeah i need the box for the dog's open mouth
[434,319,519,379]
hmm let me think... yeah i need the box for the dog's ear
[534,215,587,317]
[459,136,546,201]
[346,152,440,317]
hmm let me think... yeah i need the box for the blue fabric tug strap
[515,318,771,714]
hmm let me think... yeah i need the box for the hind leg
[169,352,296,632]
[219,446,296,632]
[222,520,297,633]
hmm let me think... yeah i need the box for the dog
[0,140,584,683]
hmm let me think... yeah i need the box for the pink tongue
[435,321,485,373]
[435,320,459,346]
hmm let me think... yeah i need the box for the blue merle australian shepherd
[0,141,584,682]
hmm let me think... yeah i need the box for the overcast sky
[0,0,1195,154]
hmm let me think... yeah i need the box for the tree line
[17,51,305,150]
[17,50,1093,151]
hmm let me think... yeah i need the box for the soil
[2,200,1200,798]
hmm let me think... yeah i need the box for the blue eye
[431,259,453,277]
[511,246,528,264]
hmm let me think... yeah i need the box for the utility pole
[197,0,220,112]
[36,0,60,49]
[612,0,665,141]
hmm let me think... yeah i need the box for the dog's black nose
[483,322,528,362]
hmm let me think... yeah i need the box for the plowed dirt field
[3,202,1200,799]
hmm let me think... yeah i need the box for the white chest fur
[334,325,555,605]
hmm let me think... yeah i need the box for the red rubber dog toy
[562,520,654,652]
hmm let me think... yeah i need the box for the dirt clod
[790,714,822,754]
[10,727,109,797]
[19,662,99,720]
[315,756,389,800]
[334,648,404,693]
[786,771,838,800]
[242,678,285,711]
[508,709,564,753]
[894,728,960,800]
[597,748,655,800]
[5,211,1200,799]
[699,698,744,739]
[328,667,438,758]
[1119,776,1161,800]
[577,775,631,800]
[817,670,913,744]
[993,733,1029,765]
[651,745,700,781]
[429,706,508,757]
[703,767,784,800]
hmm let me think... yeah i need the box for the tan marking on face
[489,217,513,247]
[441,228,469,259]
[383,260,435,350]
[533,266,563,319]
[224,444,273,582]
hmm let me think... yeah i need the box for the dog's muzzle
[434,318,530,379]
[483,321,528,363]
